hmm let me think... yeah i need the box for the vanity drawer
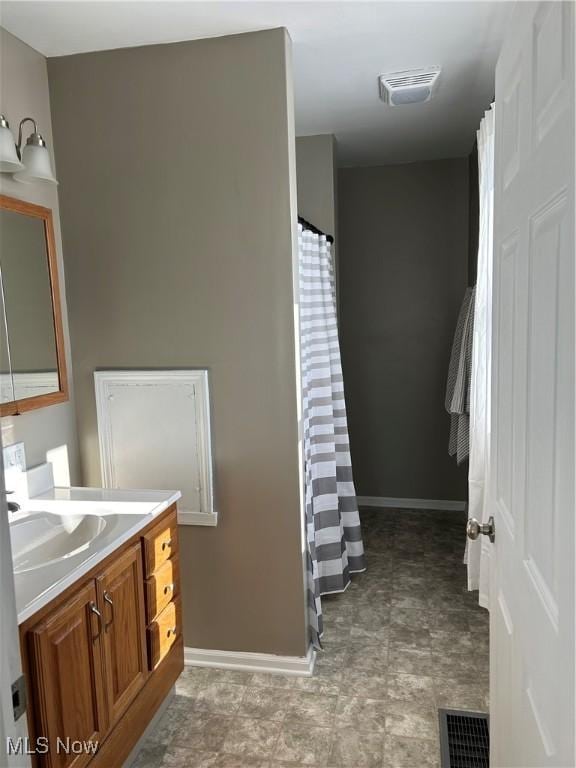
[145,555,180,623]
[147,596,181,670]
[142,508,178,576]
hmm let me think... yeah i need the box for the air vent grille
[386,73,437,86]
[438,709,490,768]
[379,66,441,106]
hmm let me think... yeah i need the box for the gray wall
[296,135,337,239]
[0,28,80,485]
[338,159,469,501]
[48,29,307,656]
[296,134,340,303]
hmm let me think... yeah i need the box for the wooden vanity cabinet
[27,581,108,768]
[144,554,180,621]
[96,543,148,727]
[142,510,179,576]
[21,504,183,768]
[142,509,182,670]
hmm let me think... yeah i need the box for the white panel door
[490,2,574,765]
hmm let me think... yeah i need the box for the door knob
[466,516,495,543]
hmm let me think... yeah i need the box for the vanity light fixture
[0,114,58,184]
[0,115,23,172]
[14,117,58,184]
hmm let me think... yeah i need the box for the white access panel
[94,370,215,526]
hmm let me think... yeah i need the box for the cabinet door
[28,581,107,768]
[96,543,148,726]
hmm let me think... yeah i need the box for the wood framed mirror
[0,194,68,415]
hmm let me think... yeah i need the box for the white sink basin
[10,512,107,574]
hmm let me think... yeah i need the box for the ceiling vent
[379,67,441,106]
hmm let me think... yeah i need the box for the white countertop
[13,486,181,625]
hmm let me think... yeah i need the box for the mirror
[0,195,68,415]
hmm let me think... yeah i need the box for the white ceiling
[0,1,512,166]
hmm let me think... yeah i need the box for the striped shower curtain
[299,224,366,648]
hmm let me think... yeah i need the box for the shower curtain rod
[298,215,334,244]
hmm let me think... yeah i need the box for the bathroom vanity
[0,193,189,766]
[12,488,184,768]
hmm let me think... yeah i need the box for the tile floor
[134,508,489,767]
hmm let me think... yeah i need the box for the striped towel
[446,287,476,464]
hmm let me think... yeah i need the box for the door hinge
[11,675,26,721]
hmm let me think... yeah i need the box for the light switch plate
[3,442,26,496]
[3,442,26,474]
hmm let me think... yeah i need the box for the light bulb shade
[0,124,23,172]
[14,143,58,184]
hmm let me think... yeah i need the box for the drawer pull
[163,583,175,595]
[103,591,114,629]
[89,602,102,640]
[161,539,172,551]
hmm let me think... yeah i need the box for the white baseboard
[357,496,467,512]
[177,510,218,527]
[184,644,316,677]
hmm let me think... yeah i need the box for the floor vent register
[438,709,490,768]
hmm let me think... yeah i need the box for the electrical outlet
[11,676,26,721]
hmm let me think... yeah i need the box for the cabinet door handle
[161,538,172,551]
[103,591,114,629]
[163,583,175,595]
[167,627,177,638]
[89,602,102,640]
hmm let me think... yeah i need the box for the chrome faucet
[2,490,21,513]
